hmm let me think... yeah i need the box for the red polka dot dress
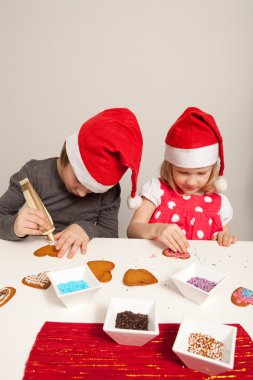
[146,179,228,240]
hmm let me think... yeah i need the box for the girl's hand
[54,224,89,258]
[153,223,189,253]
[14,207,51,238]
[212,231,237,246]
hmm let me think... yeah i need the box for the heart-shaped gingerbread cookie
[34,244,58,257]
[22,272,51,289]
[123,269,158,286]
[231,287,253,307]
[162,248,190,259]
[0,287,16,307]
[87,261,115,283]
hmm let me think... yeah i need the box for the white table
[1,237,253,379]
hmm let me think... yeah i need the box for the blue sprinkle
[57,280,90,295]
[242,288,253,298]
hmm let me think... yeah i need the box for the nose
[76,186,88,197]
[186,175,197,187]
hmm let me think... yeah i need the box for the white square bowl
[172,315,237,375]
[103,297,159,346]
[48,265,102,308]
[170,263,227,305]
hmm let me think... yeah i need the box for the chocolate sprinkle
[115,311,149,330]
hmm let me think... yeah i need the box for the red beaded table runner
[23,322,253,380]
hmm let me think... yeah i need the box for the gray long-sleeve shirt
[0,158,121,241]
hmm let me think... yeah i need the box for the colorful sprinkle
[241,288,253,299]
[188,333,223,360]
[231,287,253,306]
[187,276,217,292]
[57,280,90,295]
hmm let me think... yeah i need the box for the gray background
[1,0,253,240]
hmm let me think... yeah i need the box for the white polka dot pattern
[168,201,176,209]
[147,178,223,241]
[190,218,195,225]
[171,214,180,222]
[197,230,204,239]
[155,211,161,219]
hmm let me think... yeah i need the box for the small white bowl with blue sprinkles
[48,265,103,308]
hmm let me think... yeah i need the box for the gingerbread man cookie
[123,269,158,286]
[162,248,190,259]
[34,244,59,257]
[0,287,16,307]
[87,261,115,283]
[22,272,51,289]
[231,287,253,307]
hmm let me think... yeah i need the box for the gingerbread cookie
[22,272,51,289]
[34,244,59,257]
[162,248,190,259]
[231,287,253,307]
[87,261,115,283]
[0,287,16,307]
[123,269,158,286]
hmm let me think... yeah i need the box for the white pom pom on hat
[66,108,143,209]
[127,194,143,209]
[214,176,227,192]
[164,107,227,192]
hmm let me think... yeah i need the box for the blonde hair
[160,160,219,194]
[59,141,69,167]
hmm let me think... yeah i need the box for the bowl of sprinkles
[171,263,227,304]
[103,297,159,346]
[48,265,102,308]
[172,315,237,375]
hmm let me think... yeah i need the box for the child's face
[61,163,91,197]
[172,165,213,195]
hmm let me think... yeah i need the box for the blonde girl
[127,107,237,254]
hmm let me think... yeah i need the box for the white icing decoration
[23,272,50,288]
[0,288,11,305]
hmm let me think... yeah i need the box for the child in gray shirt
[0,108,143,258]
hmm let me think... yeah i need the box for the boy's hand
[54,224,89,259]
[212,231,237,247]
[14,207,51,238]
[154,223,189,254]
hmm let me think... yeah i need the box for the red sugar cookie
[162,248,190,259]
[231,287,253,307]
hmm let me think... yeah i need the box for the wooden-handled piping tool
[19,178,55,242]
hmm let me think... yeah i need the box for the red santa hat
[164,107,227,192]
[66,108,143,208]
